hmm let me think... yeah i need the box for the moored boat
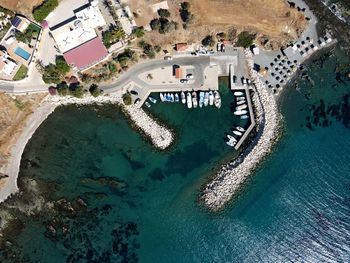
[199,92,204,108]
[160,93,165,102]
[170,93,174,102]
[236,104,247,111]
[175,93,179,102]
[145,101,151,108]
[209,91,214,106]
[234,91,244,96]
[240,115,249,119]
[227,134,237,141]
[181,91,186,104]
[237,100,246,105]
[233,130,242,136]
[192,91,198,108]
[149,96,157,104]
[236,126,245,132]
[186,92,192,108]
[204,92,209,106]
[226,139,236,147]
[236,97,245,101]
[214,91,221,108]
[234,110,248,115]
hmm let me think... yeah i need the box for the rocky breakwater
[201,50,283,212]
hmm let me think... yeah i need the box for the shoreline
[201,51,283,212]
[0,93,174,204]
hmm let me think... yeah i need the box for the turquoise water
[15,47,30,61]
[0,49,350,262]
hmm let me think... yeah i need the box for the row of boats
[159,90,222,109]
[232,91,249,120]
[226,126,246,147]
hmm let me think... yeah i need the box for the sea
[0,46,349,263]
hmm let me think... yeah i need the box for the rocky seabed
[201,50,282,211]
[47,94,174,150]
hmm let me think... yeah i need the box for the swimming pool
[15,47,30,61]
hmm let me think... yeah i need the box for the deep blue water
[0,49,349,262]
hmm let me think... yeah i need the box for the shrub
[55,56,70,74]
[70,85,84,98]
[236,31,255,48]
[179,2,194,27]
[158,8,170,18]
[33,0,58,22]
[122,92,132,105]
[180,2,190,11]
[102,27,125,48]
[56,82,69,96]
[132,26,145,38]
[150,18,161,31]
[89,84,101,97]
[201,35,215,47]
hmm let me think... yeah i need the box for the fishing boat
[186,92,192,108]
[226,139,236,147]
[234,91,244,96]
[234,110,248,115]
[227,134,237,141]
[181,91,186,104]
[236,97,245,101]
[160,93,165,102]
[236,126,245,132]
[240,115,249,119]
[233,130,243,136]
[199,92,205,108]
[236,104,247,111]
[237,100,246,105]
[214,91,221,108]
[175,93,179,102]
[145,101,151,108]
[204,92,209,106]
[148,96,157,104]
[192,91,198,108]
[209,91,214,106]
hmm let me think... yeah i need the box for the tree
[180,2,190,11]
[158,8,170,18]
[56,82,69,96]
[202,35,215,47]
[15,31,29,43]
[150,18,161,31]
[102,27,125,48]
[55,56,70,74]
[122,92,132,105]
[42,64,61,84]
[236,31,255,48]
[70,85,84,98]
[89,84,101,97]
[33,0,58,22]
[132,26,145,38]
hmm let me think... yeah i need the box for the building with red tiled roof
[175,43,188,52]
[63,37,108,70]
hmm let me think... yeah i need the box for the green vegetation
[122,92,132,105]
[89,84,101,97]
[13,99,26,110]
[138,41,156,59]
[158,8,170,18]
[132,26,145,38]
[102,27,125,48]
[15,23,41,44]
[33,0,58,23]
[40,56,71,84]
[13,65,28,81]
[56,82,85,98]
[179,1,195,28]
[236,31,255,48]
[115,48,137,67]
[201,35,215,47]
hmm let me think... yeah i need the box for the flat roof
[63,37,108,70]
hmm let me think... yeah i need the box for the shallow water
[0,49,350,262]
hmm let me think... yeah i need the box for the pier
[229,64,256,150]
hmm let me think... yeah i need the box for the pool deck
[229,64,256,150]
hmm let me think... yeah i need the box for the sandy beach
[0,92,174,203]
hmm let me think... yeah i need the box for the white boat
[226,139,236,147]
[237,100,246,105]
[236,97,245,101]
[214,91,221,108]
[236,126,245,132]
[175,93,179,102]
[234,91,244,96]
[186,92,192,108]
[199,92,204,108]
[181,91,186,104]
[192,91,198,108]
[160,93,165,102]
[149,96,157,104]
[234,110,248,115]
[166,93,172,102]
[170,93,174,102]
[240,115,249,119]
[227,134,237,141]
[233,130,242,136]
[209,91,214,106]
[236,104,247,111]
[145,101,151,108]
[204,92,209,106]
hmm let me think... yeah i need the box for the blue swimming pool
[15,47,30,60]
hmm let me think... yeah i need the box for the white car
[186,74,194,79]
[164,56,173,60]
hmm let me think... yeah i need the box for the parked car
[130,90,138,95]
[191,52,198,56]
[232,75,237,83]
[164,56,173,60]
[180,79,189,83]
[134,98,140,105]
[186,74,194,79]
